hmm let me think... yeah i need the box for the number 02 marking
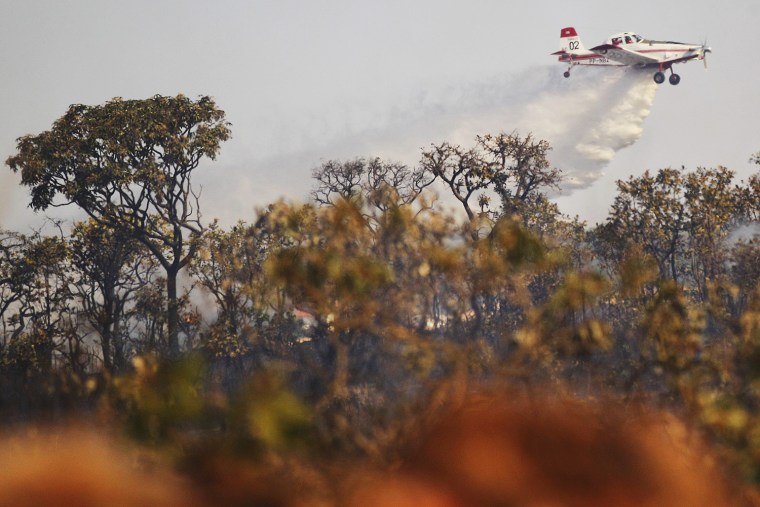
[568,41,580,50]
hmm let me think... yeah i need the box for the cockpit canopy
[608,32,644,46]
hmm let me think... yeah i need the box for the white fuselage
[553,27,710,84]
[596,32,705,67]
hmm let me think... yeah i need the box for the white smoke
[193,65,662,227]
[258,65,658,197]
[2,64,659,232]
[514,67,658,191]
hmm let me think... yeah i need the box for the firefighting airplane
[552,27,711,85]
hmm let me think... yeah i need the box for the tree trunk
[167,268,180,356]
[100,283,115,372]
[112,318,125,371]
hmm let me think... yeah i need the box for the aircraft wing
[590,44,660,67]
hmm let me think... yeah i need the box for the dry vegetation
[1,94,759,505]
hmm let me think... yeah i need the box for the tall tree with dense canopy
[419,133,561,238]
[595,166,758,297]
[478,132,561,218]
[6,94,231,355]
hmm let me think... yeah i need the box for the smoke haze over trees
[1,94,760,503]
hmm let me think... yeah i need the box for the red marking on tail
[561,27,578,38]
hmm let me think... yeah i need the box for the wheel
[563,71,570,78]
[653,72,665,84]
[669,73,681,85]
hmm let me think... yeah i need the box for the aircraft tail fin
[552,27,588,56]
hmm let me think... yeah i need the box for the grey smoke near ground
[729,223,760,244]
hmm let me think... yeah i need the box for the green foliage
[107,354,314,457]
[0,230,72,372]
[267,200,394,329]
[597,167,754,295]
[116,355,203,442]
[644,281,705,372]
[6,95,230,213]
[517,270,611,358]
[69,219,155,371]
[6,94,232,356]
[235,371,314,452]
[3,112,760,495]
[191,221,267,359]
[2,327,56,370]
[617,244,660,297]
[419,132,561,225]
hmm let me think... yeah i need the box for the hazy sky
[2,0,759,230]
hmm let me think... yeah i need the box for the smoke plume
[259,65,658,198]
[381,66,659,193]
[514,67,658,191]
[195,65,661,227]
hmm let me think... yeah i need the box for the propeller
[701,37,711,69]
[703,45,712,69]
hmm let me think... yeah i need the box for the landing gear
[654,69,681,85]
[563,61,577,78]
